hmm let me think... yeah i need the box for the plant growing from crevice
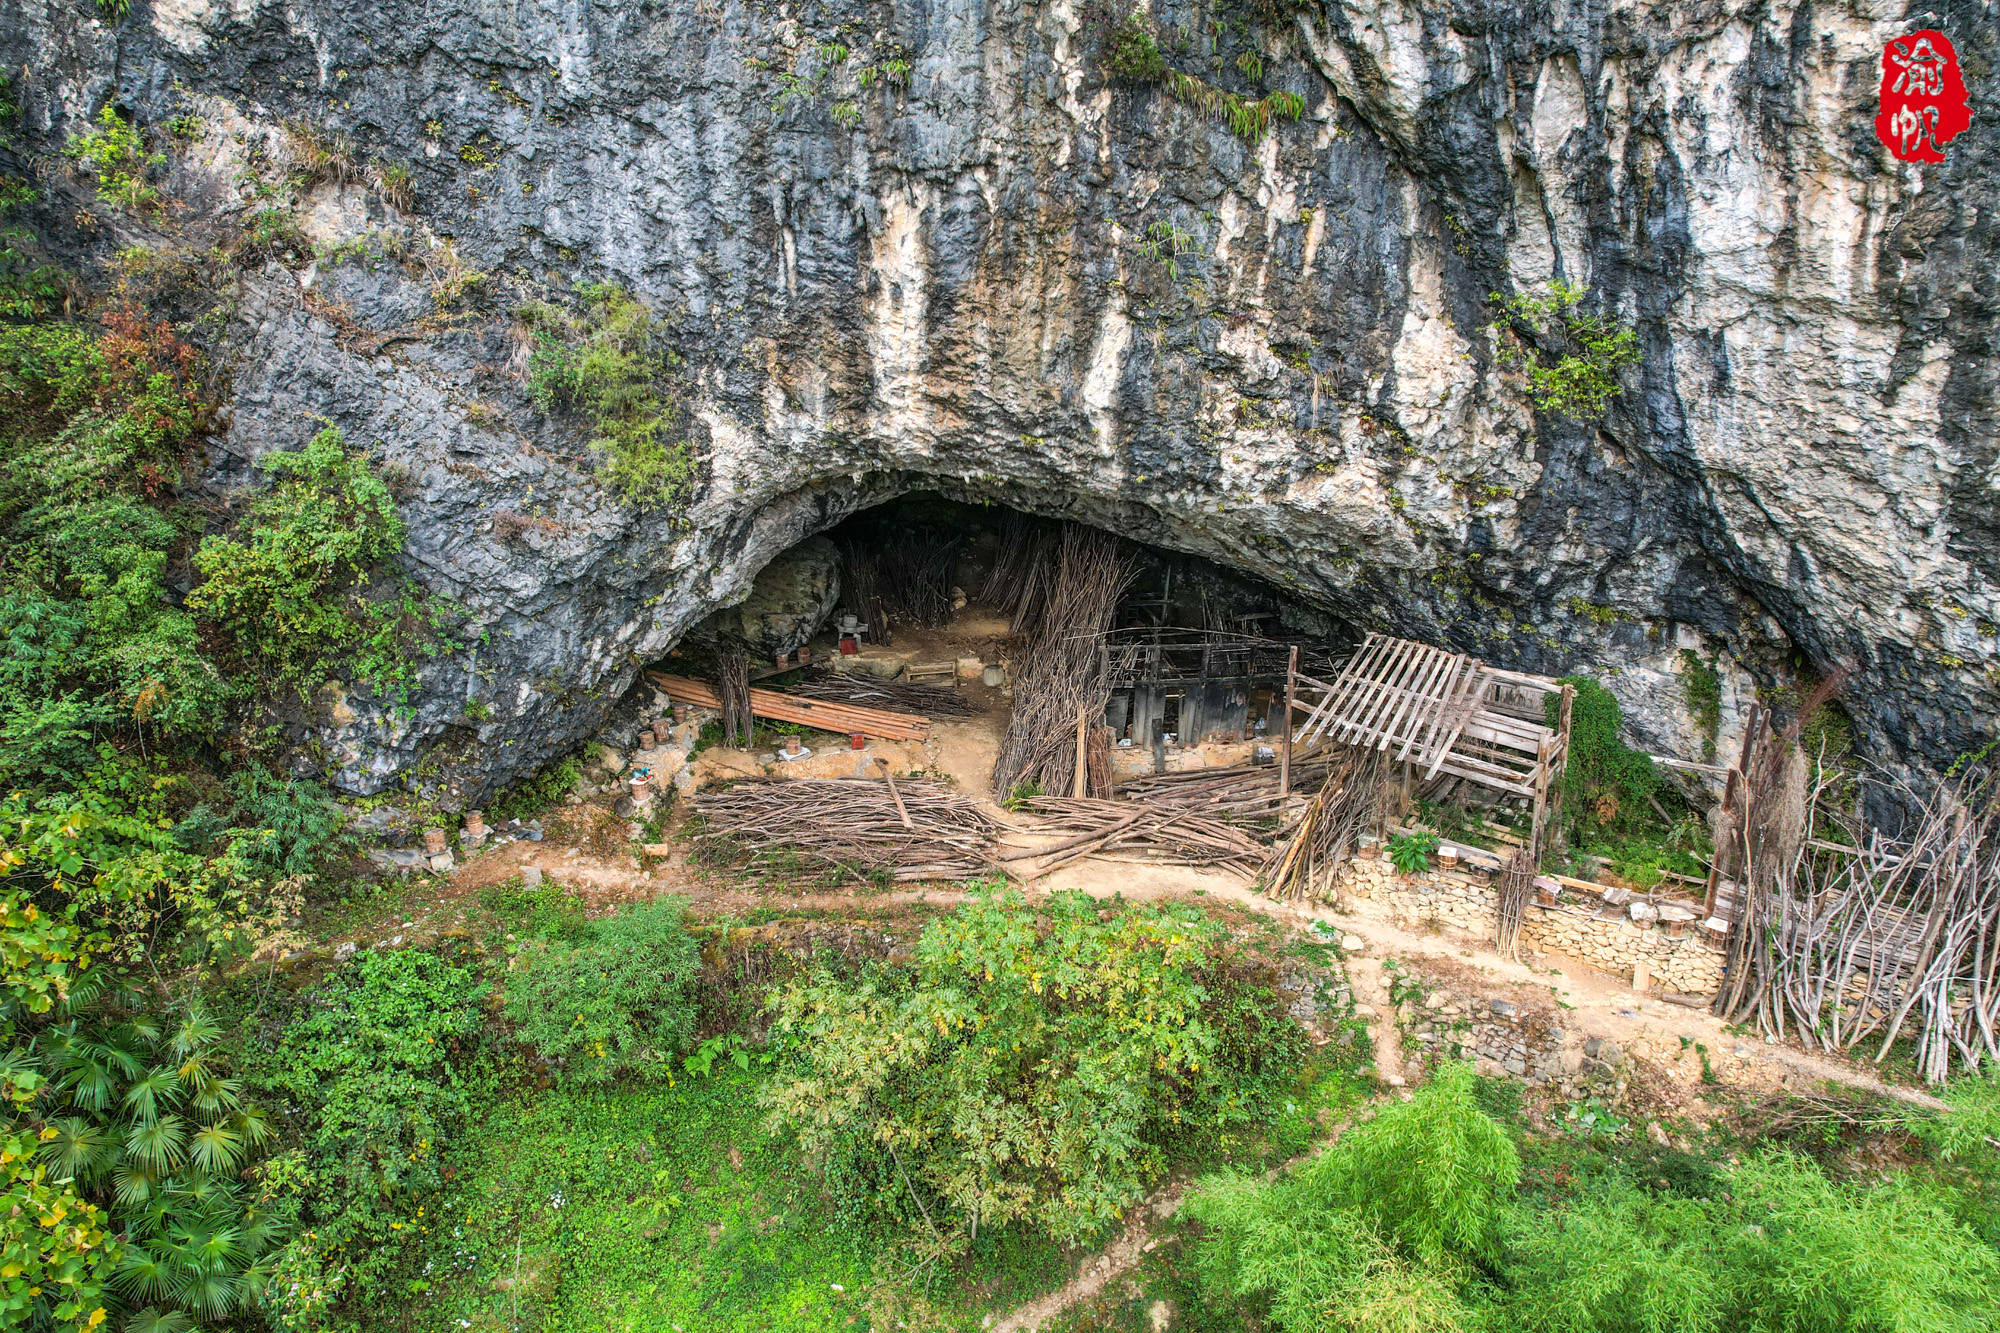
[64,107,165,213]
[1681,649,1721,762]
[1489,280,1641,418]
[1386,830,1439,875]
[1137,217,1199,280]
[520,284,696,508]
[1103,8,1306,144]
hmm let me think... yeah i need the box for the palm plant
[13,981,282,1329]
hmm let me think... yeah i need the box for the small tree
[1490,281,1640,418]
[763,889,1301,1252]
[502,895,700,1085]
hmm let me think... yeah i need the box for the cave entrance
[649,491,1356,800]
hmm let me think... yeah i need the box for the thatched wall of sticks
[990,525,1136,798]
[1713,690,2000,1084]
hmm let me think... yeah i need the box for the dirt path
[990,1181,1188,1333]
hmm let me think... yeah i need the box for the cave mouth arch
[643,489,1370,799]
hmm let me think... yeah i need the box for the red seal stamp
[1874,30,1972,163]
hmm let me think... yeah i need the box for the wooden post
[1279,645,1299,799]
[875,758,913,829]
[1704,700,1762,919]
[1073,703,1090,798]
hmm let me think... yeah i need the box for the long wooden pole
[1279,645,1299,799]
[1073,703,1090,798]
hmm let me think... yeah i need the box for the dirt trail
[990,1181,1188,1333]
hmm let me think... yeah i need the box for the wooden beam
[1279,644,1298,799]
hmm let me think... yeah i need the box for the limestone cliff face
[3,0,1993,801]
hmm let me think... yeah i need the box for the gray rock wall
[2,0,1993,800]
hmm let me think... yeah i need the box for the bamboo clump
[692,778,1001,882]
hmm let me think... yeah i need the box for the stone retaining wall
[1340,856,1725,998]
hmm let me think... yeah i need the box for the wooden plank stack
[1116,755,1339,822]
[647,671,930,741]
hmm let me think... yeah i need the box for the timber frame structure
[1282,631,1575,858]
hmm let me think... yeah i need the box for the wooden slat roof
[1293,632,1566,796]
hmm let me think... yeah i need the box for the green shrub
[1386,831,1440,876]
[763,889,1305,1253]
[486,751,581,822]
[63,107,163,212]
[1490,281,1641,418]
[0,314,225,776]
[521,284,695,508]
[502,895,699,1085]
[267,947,489,1307]
[187,426,443,701]
[1500,1174,1724,1333]
[1186,1062,1513,1330]
[1550,677,1658,838]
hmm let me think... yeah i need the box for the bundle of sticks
[836,540,891,645]
[977,513,1057,632]
[1714,716,2000,1084]
[790,670,978,717]
[1262,747,1389,901]
[1003,796,1268,880]
[692,777,1000,882]
[712,647,753,747]
[991,525,1136,798]
[1116,753,1341,823]
[878,533,961,628]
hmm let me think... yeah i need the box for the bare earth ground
[323,612,1947,1332]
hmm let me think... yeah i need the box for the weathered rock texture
[4,0,1994,800]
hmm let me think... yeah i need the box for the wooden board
[646,672,930,741]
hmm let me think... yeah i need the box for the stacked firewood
[1261,748,1390,901]
[1116,754,1340,823]
[1002,796,1269,880]
[991,525,1136,798]
[692,778,1001,882]
[790,671,979,717]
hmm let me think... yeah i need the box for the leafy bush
[1386,831,1440,876]
[1186,1062,1513,1329]
[64,107,164,212]
[502,895,699,1085]
[7,982,282,1329]
[1490,281,1641,418]
[521,284,695,508]
[1549,677,1658,838]
[187,426,443,701]
[763,889,1305,1253]
[0,312,224,777]
[267,948,489,1306]
[486,751,582,822]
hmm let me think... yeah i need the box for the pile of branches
[991,525,1136,797]
[692,777,1000,882]
[709,646,753,746]
[1715,732,2000,1085]
[877,533,961,628]
[977,513,1057,631]
[836,540,891,645]
[1262,747,1389,901]
[1118,753,1341,823]
[1003,796,1267,879]
[790,670,978,717]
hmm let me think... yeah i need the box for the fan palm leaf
[170,1010,221,1061]
[189,1120,245,1174]
[122,1308,194,1333]
[113,1156,163,1207]
[124,1066,182,1124]
[231,1105,275,1148]
[113,1243,179,1302]
[126,1112,189,1171]
[42,1113,117,1183]
[184,1066,243,1116]
[178,1266,242,1322]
